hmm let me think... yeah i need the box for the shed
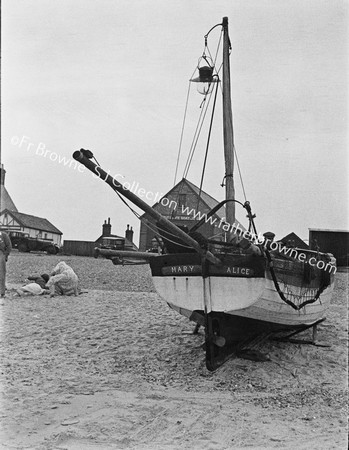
[309,228,349,266]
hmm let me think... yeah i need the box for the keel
[205,312,235,371]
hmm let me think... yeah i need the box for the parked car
[8,231,60,254]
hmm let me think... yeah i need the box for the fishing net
[266,250,335,310]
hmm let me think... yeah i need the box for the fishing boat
[73,17,336,370]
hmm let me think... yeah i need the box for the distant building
[309,228,349,267]
[0,165,63,246]
[0,209,62,246]
[95,218,138,251]
[63,218,138,256]
[279,232,309,250]
[0,165,17,212]
[139,178,245,251]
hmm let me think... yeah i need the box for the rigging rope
[234,147,247,202]
[107,176,329,312]
[245,204,329,310]
[213,65,247,203]
[193,33,223,206]
[110,184,196,250]
[173,81,192,186]
[197,80,220,210]
[178,31,223,184]
[205,30,223,70]
[182,89,213,179]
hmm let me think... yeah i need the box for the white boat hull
[153,275,334,327]
[150,252,335,329]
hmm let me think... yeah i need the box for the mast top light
[190,65,219,95]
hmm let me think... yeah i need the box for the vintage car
[8,230,60,254]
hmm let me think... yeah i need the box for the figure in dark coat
[0,231,12,297]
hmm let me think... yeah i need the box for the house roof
[2,209,63,235]
[183,179,226,217]
[0,186,18,212]
[142,179,224,219]
[95,234,138,250]
[309,228,349,233]
[140,178,245,228]
[95,233,125,242]
[279,232,309,249]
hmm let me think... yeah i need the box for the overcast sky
[2,0,348,244]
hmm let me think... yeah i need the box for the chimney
[125,224,133,243]
[102,217,112,236]
[0,165,5,186]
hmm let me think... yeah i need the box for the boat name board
[162,265,255,277]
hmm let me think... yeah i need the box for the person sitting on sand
[46,261,79,297]
[16,273,50,297]
[28,273,50,289]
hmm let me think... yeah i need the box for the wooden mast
[222,17,235,229]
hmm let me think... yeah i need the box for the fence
[63,240,96,257]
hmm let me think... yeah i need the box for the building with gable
[278,232,309,250]
[0,210,62,246]
[63,218,138,256]
[139,178,245,251]
[0,165,18,213]
[0,165,63,246]
[95,218,137,251]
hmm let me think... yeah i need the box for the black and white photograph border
[1,1,348,449]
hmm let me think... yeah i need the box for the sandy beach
[0,252,347,449]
